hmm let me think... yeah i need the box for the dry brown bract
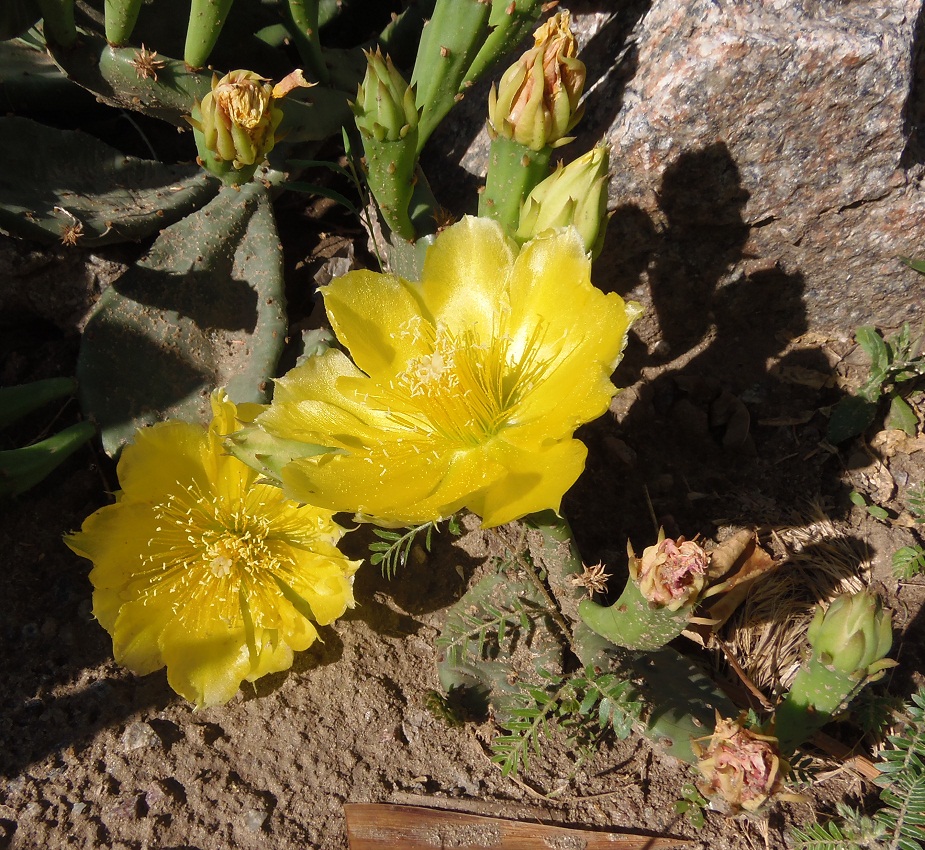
[569,561,611,595]
[59,220,84,246]
[132,45,167,82]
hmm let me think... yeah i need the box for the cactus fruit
[352,49,420,239]
[486,10,585,151]
[188,68,311,185]
[693,715,791,815]
[478,12,587,232]
[77,181,287,456]
[773,591,896,755]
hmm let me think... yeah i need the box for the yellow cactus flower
[65,391,359,708]
[256,216,641,528]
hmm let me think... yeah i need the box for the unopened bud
[516,145,610,255]
[487,10,585,150]
[352,49,419,143]
[807,591,893,677]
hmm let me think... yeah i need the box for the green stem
[37,0,77,48]
[185,0,235,70]
[479,136,551,235]
[524,509,585,627]
[284,0,329,85]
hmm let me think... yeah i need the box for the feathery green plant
[827,322,925,444]
[369,516,461,579]
[789,687,925,850]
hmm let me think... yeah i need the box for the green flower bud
[516,146,611,256]
[773,590,896,755]
[187,69,311,184]
[807,591,894,676]
[487,10,586,151]
[352,48,419,143]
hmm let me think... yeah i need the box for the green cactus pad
[578,578,693,651]
[47,32,212,125]
[77,180,287,456]
[0,116,219,246]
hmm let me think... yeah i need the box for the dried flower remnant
[131,45,167,82]
[634,535,709,611]
[695,716,790,815]
[187,69,312,181]
[65,391,359,708]
[255,216,641,528]
[570,561,611,595]
[59,220,84,246]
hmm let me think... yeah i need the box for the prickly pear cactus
[77,180,287,456]
[0,116,218,246]
[436,525,738,769]
[436,572,564,722]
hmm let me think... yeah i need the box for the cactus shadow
[112,266,259,334]
[0,480,171,779]
[570,142,851,564]
[338,522,483,636]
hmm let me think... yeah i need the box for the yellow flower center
[216,82,270,129]
[372,320,558,447]
[135,483,303,629]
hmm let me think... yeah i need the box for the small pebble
[243,809,267,832]
[120,721,159,752]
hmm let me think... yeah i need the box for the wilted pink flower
[634,536,708,611]
[695,716,789,815]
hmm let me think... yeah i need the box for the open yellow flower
[65,391,359,708]
[256,216,641,527]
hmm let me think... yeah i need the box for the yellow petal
[70,501,162,592]
[109,596,175,676]
[260,349,394,447]
[282,546,356,625]
[322,271,428,379]
[418,216,516,335]
[159,624,254,708]
[475,437,588,528]
[115,420,211,503]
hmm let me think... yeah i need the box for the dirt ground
[1,195,924,850]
